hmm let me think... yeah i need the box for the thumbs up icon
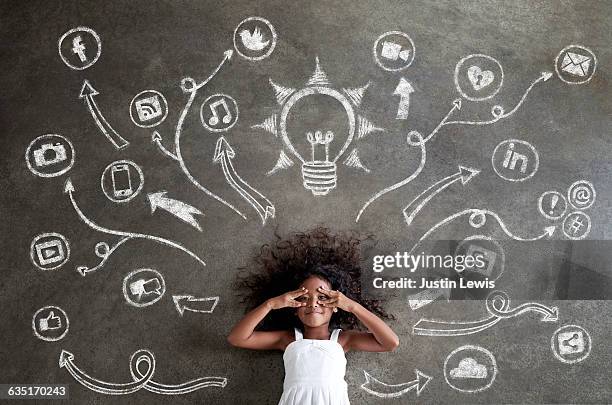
[39,311,62,331]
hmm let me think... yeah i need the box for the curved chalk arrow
[403,166,479,226]
[361,369,432,398]
[421,99,462,144]
[173,295,219,316]
[413,290,557,336]
[148,191,203,232]
[64,179,205,276]
[60,349,227,395]
[79,80,129,150]
[171,50,247,221]
[356,131,427,223]
[214,137,275,225]
[152,131,178,161]
[408,208,556,255]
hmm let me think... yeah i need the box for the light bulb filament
[306,130,334,162]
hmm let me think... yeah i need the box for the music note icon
[201,95,238,132]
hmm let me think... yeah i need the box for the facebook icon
[71,35,87,62]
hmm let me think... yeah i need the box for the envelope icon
[561,52,591,77]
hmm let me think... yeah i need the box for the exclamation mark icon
[549,194,559,215]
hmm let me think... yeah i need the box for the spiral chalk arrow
[361,369,432,398]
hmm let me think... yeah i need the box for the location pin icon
[550,194,559,215]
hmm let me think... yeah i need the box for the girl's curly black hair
[234,227,395,331]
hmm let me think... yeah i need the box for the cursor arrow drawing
[214,137,275,225]
[361,369,432,398]
[147,191,203,232]
[403,166,480,226]
[173,295,219,316]
[393,78,414,120]
[408,286,452,311]
[79,79,129,149]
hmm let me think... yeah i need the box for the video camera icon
[373,31,415,72]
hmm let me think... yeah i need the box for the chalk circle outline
[455,235,505,281]
[444,345,497,393]
[32,305,69,342]
[200,93,239,133]
[551,324,592,364]
[279,86,355,164]
[30,232,71,271]
[554,44,597,85]
[491,139,539,182]
[100,159,144,203]
[122,268,166,308]
[129,90,169,128]
[469,211,487,228]
[372,31,416,72]
[538,190,568,220]
[454,54,504,101]
[567,180,595,210]
[233,16,277,61]
[58,26,101,71]
[562,211,591,240]
[25,134,75,178]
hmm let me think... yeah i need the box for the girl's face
[295,276,334,328]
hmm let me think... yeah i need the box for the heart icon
[467,65,494,90]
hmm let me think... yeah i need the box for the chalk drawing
[343,82,370,107]
[567,180,595,210]
[30,232,70,271]
[538,190,568,220]
[357,115,385,139]
[360,370,432,398]
[58,27,101,70]
[562,211,591,240]
[122,268,166,308]
[79,80,129,149]
[252,114,278,137]
[403,166,480,226]
[455,235,505,281]
[554,45,597,85]
[267,150,294,176]
[25,134,75,178]
[356,131,426,222]
[147,191,203,231]
[100,160,144,203]
[373,31,416,72]
[408,287,451,311]
[408,208,555,255]
[343,148,370,173]
[454,54,503,101]
[129,90,168,128]
[173,295,219,316]
[233,16,277,61]
[59,349,227,395]
[492,139,539,182]
[214,137,275,224]
[151,131,179,161]
[551,324,592,364]
[200,94,239,132]
[64,179,205,276]
[32,306,69,342]
[443,345,497,393]
[393,78,414,120]
[413,290,557,336]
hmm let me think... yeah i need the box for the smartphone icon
[111,164,133,198]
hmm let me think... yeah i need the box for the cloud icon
[450,357,488,379]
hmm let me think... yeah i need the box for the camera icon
[26,134,75,178]
[33,142,67,167]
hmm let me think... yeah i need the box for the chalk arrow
[408,287,451,311]
[393,78,414,120]
[148,192,203,232]
[79,80,129,150]
[361,369,432,398]
[213,137,275,225]
[151,131,179,161]
[403,166,480,226]
[173,295,219,316]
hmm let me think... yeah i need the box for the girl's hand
[317,286,356,313]
[266,287,309,310]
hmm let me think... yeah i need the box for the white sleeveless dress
[278,327,350,405]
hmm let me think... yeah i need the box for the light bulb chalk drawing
[413,290,558,336]
[407,208,556,256]
[360,369,432,398]
[59,349,227,395]
[213,137,275,225]
[402,165,480,226]
[64,179,205,276]
[173,295,219,316]
[152,49,247,221]
[147,191,204,232]
[79,80,129,150]
[253,58,383,196]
